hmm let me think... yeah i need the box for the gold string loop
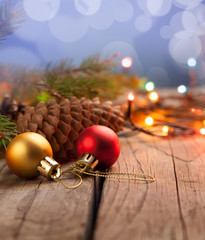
[73,165,155,183]
[50,166,83,190]
[50,162,155,190]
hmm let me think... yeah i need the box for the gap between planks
[93,134,205,240]
[0,160,103,240]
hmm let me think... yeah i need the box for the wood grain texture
[169,136,205,240]
[94,134,205,240]
[0,160,94,240]
[1,132,205,240]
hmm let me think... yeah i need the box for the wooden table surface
[1,131,205,240]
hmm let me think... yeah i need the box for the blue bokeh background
[1,0,205,88]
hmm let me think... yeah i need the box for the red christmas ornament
[76,125,121,169]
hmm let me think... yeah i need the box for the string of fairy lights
[121,56,205,137]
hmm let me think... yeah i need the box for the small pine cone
[16,97,125,160]
[1,95,26,121]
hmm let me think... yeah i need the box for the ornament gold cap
[37,157,61,179]
[76,153,99,171]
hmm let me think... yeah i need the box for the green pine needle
[0,53,142,104]
[0,114,18,150]
[39,54,122,99]
[0,0,26,43]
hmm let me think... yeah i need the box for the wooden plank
[0,159,94,240]
[169,136,205,240]
[1,133,205,240]
[94,134,187,240]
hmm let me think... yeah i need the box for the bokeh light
[24,0,60,22]
[191,108,203,115]
[170,12,185,36]
[146,0,172,16]
[200,128,205,135]
[148,92,159,102]
[121,57,133,68]
[102,41,144,75]
[177,85,187,94]
[162,126,169,136]
[74,0,101,16]
[128,92,135,101]
[145,116,154,126]
[173,0,203,9]
[169,37,201,64]
[182,11,197,31]
[145,82,155,91]
[187,58,197,67]
[114,0,134,22]
[135,15,152,32]
[2,0,205,87]
[49,15,89,42]
[89,3,113,30]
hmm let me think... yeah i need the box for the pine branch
[39,54,122,99]
[0,54,142,102]
[0,114,18,150]
[0,0,26,43]
[45,53,118,75]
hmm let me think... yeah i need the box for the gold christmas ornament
[6,132,61,179]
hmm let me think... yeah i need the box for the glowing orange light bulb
[126,92,135,119]
[148,91,159,102]
[162,126,169,136]
[200,128,205,135]
[145,116,154,126]
[191,108,203,115]
[128,92,135,101]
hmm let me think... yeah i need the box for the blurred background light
[49,14,89,42]
[145,82,155,91]
[177,85,187,94]
[102,41,144,75]
[146,0,172,17]
[148,91,159,102]
[24,0,60,22]
[187,58,197,68]
[135,15,152,32]
[145,116,154,126]
[121,57,132,68]
[200,128,205,135]
[1,0,205,87]
[74,0,101,16]
[113,0,134,22]
[128,92,135,101]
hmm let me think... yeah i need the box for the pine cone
[16,97,125,160]
[0,95,26,120]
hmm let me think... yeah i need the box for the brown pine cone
[16,97,125,160]
[0,95,26,120]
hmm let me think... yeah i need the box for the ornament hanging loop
[75,153,99,171]
[37,156,61,179]
[52,171,83,190]
[74,153,155,183]
[75,168,155,183]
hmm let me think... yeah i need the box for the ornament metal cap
[37,157,61,179]
[76,153,99,171]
